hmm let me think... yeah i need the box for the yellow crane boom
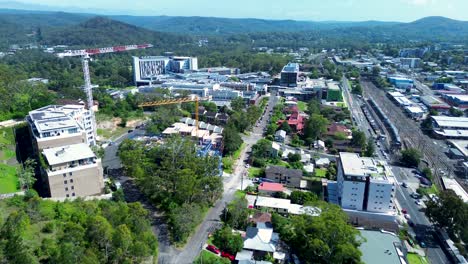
[138,96,210,133]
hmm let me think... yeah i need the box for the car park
[206,245,220,254]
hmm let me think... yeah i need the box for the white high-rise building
[336,152,395,213]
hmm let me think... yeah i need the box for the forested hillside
[0,194,158,263]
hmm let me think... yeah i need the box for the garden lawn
[407,253,428,264]
[248,167,263,178]
[194,250,230,264]
[315,168,327,178]
[0,163,19,194]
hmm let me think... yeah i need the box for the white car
[245,164,250,169]
[404,214,411,220]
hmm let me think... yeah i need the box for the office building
[280,63,299,87]
[335,152,395,213]
[387,76,414,89]
[27,104,95,152]
[133,56,198,86]
[41,144,104,198]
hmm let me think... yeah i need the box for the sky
[2,0,468,22]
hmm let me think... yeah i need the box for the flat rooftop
[340,152,386,178]
[281,63,299,73]
[43,143,95,165]
[432,116,468,129]
[255,196,291,210]
[359,230,401,264]
[445,94,468,102]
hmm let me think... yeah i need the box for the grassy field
[0,127,19,194]
[297,101,308,112]
[97,127,132,141]
[407,253,428,264]
[315,168,327,178]
[417,184,439,196]
[0,163,19,194]
[194,250,230,264]
[222,143,246,174]
[248,167,263,178]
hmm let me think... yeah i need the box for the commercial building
[420,95,451,113]
[27,104,95,153]
[133,56,198,86]
[431,116,468,139]
[280,63,299,87]
[41,143,104,198]
[334,152,396,214]
[441,94,468,108]
[404,106,425,119]
[387,76,414,89]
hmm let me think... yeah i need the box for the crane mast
[56,43,153,146]
[81,54,97,146]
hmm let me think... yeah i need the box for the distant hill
[388,16,468,39]
[110,15,400,34]
[41,16,191,47]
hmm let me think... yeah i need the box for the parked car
[221,252,235,261]
[127,129,134,133]
[404,214,411,220]
[408,220,415,227]
[402,208,408,214]
[415,200,422,206]
[206,245,220,254]
[401,182,408,188]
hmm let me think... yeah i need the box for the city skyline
[1,0,468,22]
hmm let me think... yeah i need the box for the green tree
[272,203,363,264]
[224,197,249,230]
[351,129,366,149]
[290,191,317,205]
[18,158,37,190]
[426,190,468,238]
[288,153,301,163]
[351,83,363,95]
[222,125,243,155]
[449,107,464,117]
[364,138,375,157]
[280,121,292,133]
[400,148,422,167]
[213,226,244,254]
[231,97,245,112]
[303,114,329,145]
[307,99,321,115]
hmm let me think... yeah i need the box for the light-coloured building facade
[133,56,198,86]
[336,152,395,213]
[42,144,104,198]
[27,104,95,150]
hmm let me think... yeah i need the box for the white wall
[367,180,395,213]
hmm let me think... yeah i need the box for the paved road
[172,94,279,264]
[341,80,450,264]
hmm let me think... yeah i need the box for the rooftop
[255,196,291,210]
[340,152,386,178]
[265,165,302,178]
[42,143,95,166]
[281,63,299,73]
[243,223,279,253]
[432,116,468,129]
[258,182,284,192]
[358,230,402,264]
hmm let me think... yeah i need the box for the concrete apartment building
[265,165,304,188]
[42,144,104,198]
[27,105,103,198]
[335,152,395,213]
[27,104,96,151]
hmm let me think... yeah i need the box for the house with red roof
[258,182,285,196]
[327,122,352,139]
[277,111,305,134]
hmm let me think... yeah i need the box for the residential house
[241,222,283,262]
[270,142,281,157]
[258,182,285,196]
[255,196,290,214]
[315,158,330,168]
[274,130,286,142]
[265,165,303,188]
[327,123,352,139]
[314,140,326,151]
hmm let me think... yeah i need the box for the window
[69,172,73,176]
[71,186,74,190]
[63,173,66,177]
[65,187,68,191]
[70,179,74,183]
[66,194,70,198]
[64,180,67,184]
[72,193,75,197]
